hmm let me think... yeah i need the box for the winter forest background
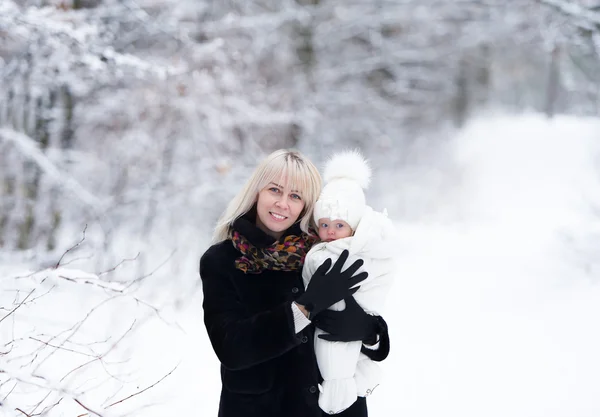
[2,0,600,416]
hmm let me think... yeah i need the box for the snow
[369,113,600,417]
[2,113,600,416]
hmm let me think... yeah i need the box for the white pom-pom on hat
[323,149,371,189]
[314,149,371,230]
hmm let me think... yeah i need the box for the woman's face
[256,181,305,239]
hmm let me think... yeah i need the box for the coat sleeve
[199,247,302,371]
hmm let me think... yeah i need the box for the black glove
[361,317,390,362]
[312,295,379,343]
[296,249,368,319]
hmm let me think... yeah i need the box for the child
[302,150,396,414]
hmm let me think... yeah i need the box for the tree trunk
[474,44,491,108]
[544,45,561,118]
[453,57,469,128]
[18,91,54,249]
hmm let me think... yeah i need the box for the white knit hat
[313,150,371,230]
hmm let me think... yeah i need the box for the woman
[199,149,390,417]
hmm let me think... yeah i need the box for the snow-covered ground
[369,114,600,417]
[2,113,600,416]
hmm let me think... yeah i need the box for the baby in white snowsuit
[302,150,396,414]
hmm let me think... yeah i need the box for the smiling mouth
[270,212,288,221]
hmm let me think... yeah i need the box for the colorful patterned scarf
[231,230,317,274]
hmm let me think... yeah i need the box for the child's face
[317,218,353,242]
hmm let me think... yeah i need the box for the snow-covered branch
[0,5,183,82]
[0,250,179,416]
[197,7,311,34]
[539,0,600,27]
[0,128,103,210]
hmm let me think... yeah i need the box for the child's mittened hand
[296,250,367,319]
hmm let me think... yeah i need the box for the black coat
[199,218,388,417]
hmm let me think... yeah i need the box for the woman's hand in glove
[312,296,380,343]
[295,249,367,319]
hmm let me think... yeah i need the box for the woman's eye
[291,193,302,200]
[269,187,280,193]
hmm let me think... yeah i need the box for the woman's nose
[275,197,288,210]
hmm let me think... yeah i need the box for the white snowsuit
[302,206,396,414]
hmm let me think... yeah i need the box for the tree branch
[0,289,35,325]
[104,365,178,409]
[74,398,104,417]
[55,225,88,269]
[0,128,102,210]
[539,0,600,26]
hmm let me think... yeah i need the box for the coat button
[309,385,317,394]
[291,287,299,294]
[301,336,308,343]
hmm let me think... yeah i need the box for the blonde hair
[212,149,322,243]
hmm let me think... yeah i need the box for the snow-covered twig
[29,337,97,358]
[98,254,141,277]
[104,365,178,409]
[55,225,88,269]
[73,398,105,417]
[2,363,108,416]
[123,249,176,291]
[59,319,137,384]
[0,289,35,325]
